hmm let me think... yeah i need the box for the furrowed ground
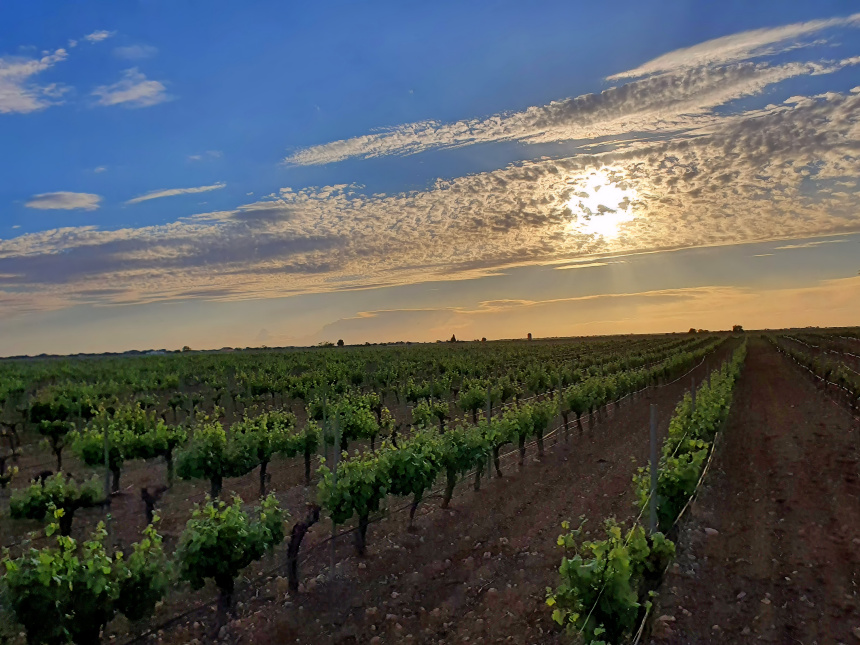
[651,337,860,644]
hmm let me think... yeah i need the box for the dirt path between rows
[652,337,860,644]
[158,343,738,645]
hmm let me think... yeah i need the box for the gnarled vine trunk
[409,490,422,528]
[473,459,484,491]
[259,460,269,498]
[210,473,223,498]
[215,577,235,630]
[110,466,121,494]
[492,445,503,477]
[441,467,456,508]
[354,513,370,556]
[287,506,320,592]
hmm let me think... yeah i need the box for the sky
[1,1,859,355]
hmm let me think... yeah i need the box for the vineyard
[0,329,857,644]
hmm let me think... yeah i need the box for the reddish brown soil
[651,337,860,644]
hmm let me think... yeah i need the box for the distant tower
[527,333,532,340]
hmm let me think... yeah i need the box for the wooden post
[486,385,492,480]
[103,424,112,541]
[330,414,340,579]
[322,390,328,466]
[649,404,658,534]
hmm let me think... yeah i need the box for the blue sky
[1,1,860,354]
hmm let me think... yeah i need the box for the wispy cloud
[554,262,617,270]
[188,150,223,162]
[126,182,226,204]
[773,239,848,250]
[284,58,858,166]
[313,276,860,344]
[609,13,860,79]
[0,48,68,114]
[25,192,102,211]
[92,68,170,108]
[283,13,860,167]
[93,166,107,173]
[113,44,158,60]
[83,30,115,44]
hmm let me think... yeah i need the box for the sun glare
[566,170,638,239]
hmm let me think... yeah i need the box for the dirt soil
[651,337,860,644]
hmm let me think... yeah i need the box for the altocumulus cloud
[92,68,169,108]
[4,85,860,315]
[82,30,115,44]
[24,192,102,211]
[126,182,226,204]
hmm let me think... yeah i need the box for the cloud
[83,30,115,44]
[92,68,169,108]
[4,86,860,314]
[773,239,848,250]
[0,48,68,114]
[608,13,860,79]
[24,192,102,211]
[126,182,227,204]
[554,261,623,270]
[93,166,107,173]
[284,58,858,165]
[113,44,158,60]
[283,12,860,167]
[188,150,223,162]
[3,19,860,318]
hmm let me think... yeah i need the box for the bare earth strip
[652,337,860,644]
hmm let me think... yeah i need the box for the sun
[566,170,638,239]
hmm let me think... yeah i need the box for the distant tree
[688,328,697,334]
[481,337,487,342]
[182,345,191,352]
[337,339,345,347]
[450,334,457,343]
[732,324,744,332]
[527,333,532,340]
